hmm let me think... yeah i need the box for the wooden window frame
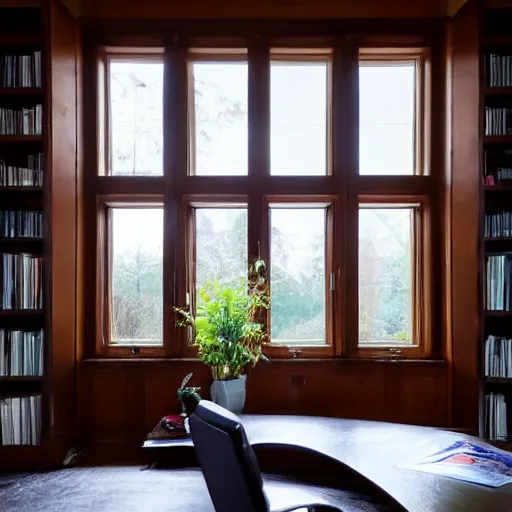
[187,49,249,177]
[90,41,436,361]
[95,195,165,358]
[347,195,432,359]
[263,196,337,359]
[97,49,165,178]
[269,48,334,177]
[358,48,431,177]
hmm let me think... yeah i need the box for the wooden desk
[144,415,512,512]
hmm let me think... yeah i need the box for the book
[0,395,41,445]
[0,329,43,376]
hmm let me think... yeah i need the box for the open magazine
[407,440,512,487]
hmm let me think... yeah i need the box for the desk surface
[144,415,512,512]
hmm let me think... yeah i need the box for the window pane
[270,206,326,345]
[359,62,415,175]
[271,60,328,175]
[359,207,414,345]
[111,208,163,345]
[192,62,248,176]
[109,61,163,176]
[195,208,248,294]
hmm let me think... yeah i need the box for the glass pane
[359,63,415,175]
[359,207,414,345]
[270,207,326,344]
[195,208,248,295]
[109,61,163,176]
[111,208,163,345]
[192,62,248,176]
[271,61,327,175]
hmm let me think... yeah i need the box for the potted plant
[175,260,269,413]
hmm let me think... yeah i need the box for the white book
[11,398,21,445]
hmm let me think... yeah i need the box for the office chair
[189,400,344,512]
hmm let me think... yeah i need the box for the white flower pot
[210,375,247,414]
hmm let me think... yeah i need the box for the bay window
[92,41,433,359]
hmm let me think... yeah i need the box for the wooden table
[144,414,512,512]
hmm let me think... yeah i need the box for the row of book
[0,210,42,238]
[1,253,42,310]
[0,329,43,376]
[484,335,512,378]
[0,105,42,135]
[0,154,43,187]
[0,52,42,89]
[485,212,512,238]
[485,393,508,441]
[485,107,512,136]
[486,53,512,88]
[0,395,41,445]
[485,254,512,311]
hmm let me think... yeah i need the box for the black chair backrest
[190,400,269,512]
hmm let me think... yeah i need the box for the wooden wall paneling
[80,364,145,441]
[447,0,481,432]
[82,0,444,20]
[386,363,448,426]
[48,0,81,445]
[442,21,454,426]
[80,360,447,447]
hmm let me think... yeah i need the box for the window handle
[289,347,302,359]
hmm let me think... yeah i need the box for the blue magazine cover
[409,440,512,487]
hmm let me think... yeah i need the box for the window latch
[289,347,302,359]
[330,272,336,292]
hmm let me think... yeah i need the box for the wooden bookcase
[481,4,512,449]
[0,6,46,450]
[0,1,82,468]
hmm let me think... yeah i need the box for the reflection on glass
[109,61,163,176]
[359,207,414,345]
[192,63,248,176]
[359,63,415,175]
[111,208,163,345]
[195,208,248,295]
[271,61,327,175]
[270,206,326,344]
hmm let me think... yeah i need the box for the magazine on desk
[405,440,512,487]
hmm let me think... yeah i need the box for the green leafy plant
[175,260,269,380]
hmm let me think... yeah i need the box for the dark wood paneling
[83,0,443,20]
[80,360,447,442]
[446,0,480,432]
[48,0,81,443]
[81,365,145,440]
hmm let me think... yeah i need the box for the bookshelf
[0,7,45,449]
[481,5,512,445]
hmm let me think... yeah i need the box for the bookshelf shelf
[0,87,42,96]
[0,135,42,142]
[0,310,43,317]
[484,237,512,241]
[0,238,44,252]
[0,34,40,46]
[486,377,512,384]
[0,187,43,193]
[484,135,512,144]
[484,87,512,95]
[0,376,42,382]
[485,184,512,191]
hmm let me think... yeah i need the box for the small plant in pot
[175,260,269,413]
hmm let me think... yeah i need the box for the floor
[0,466,395,511]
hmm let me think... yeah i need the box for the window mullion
[248,42,270,271]
[165,43,187,357]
